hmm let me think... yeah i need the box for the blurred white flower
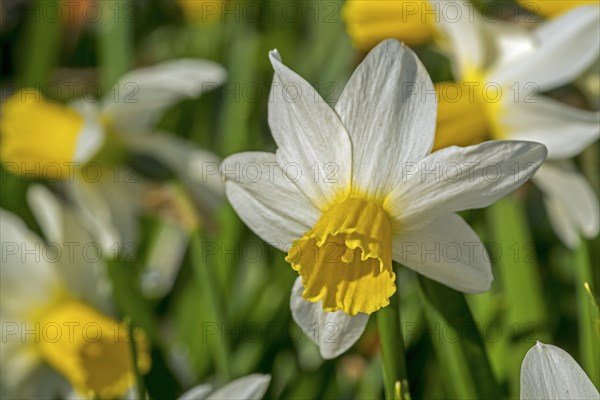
[432,2,600,248]
[224,40,546,356]
[1,59,226,254]
[0,185,150,399]
[520,341,599,399]
[178,374,271,400]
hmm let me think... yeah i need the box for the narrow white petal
[501,95,599,160]
[542,194,581,249]
[73,117,105,164]
[386,141,547,228]
[64,175,144,254]
[207,374,271,400]
[535,162,599,248]
[521,342,600,399]
[431,0,487,76]
[27,184,63,243]
[125,132,225,209]
[224,152,320,251]
[491,6,600,91]
[393,213,492,293]
[27,186,113,314]
[268,50,352,208]
[102,59,227,131]
[334,39,436,198]
[0,209,61,325]
[64,178,122,252]
[141,221,189,298]
[290,278,369,359]
[178,384,213,400]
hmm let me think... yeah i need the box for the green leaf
[485,195,550,393]
[574,242,600,387]
[418,275,501,399]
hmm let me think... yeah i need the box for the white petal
[63,178,121,251]
[102,59,227,131]
[393,213,492,293]
[73,116,105,164]
[27,186,113,314]
[386,141,547,228]
[268,50,352,208]
[542,194,581,249]
[224,152,320,251]
[290,278,369,359]
[535,162,599,248]
[141,221,189,298]
[431,0,487,76]
[125,132,224,209]
[207,374,271,400]
[487,23,535,71]
[0,209,59,317]
[520,342,600,399]
[27,184,63,243]
[334,39,436,198]
[491,6,600,91]
[501,95,599,159]
[178,384,213,400]
[64,175,144,254]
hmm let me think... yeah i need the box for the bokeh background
[1,1,598,399]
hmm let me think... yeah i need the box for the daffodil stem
[190,230,232,383]
[377,289,410,400]
[128,320,146,400]
[21,0,61,86]
[573,240,600,387]
[98,0,133,90]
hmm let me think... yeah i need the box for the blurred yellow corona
[0,90,102,179]
[1,186,152,398]
[37,299,150,399]
[343,0,436,50]
[433,76,504,151]
[518,0,598,17]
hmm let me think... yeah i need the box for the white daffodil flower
[178,374,271,400]
[520,342,599,399]
[431,2,600,248]
[0,185,150,399]
[223,39,547,358]
[1,59,226,255]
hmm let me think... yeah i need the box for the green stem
[128,320,146,400]
[98,0,133,90]
[190,230,231,382]
[486,195,549,394]
[573,241,600,386]
[377,289,410,400]
[107,259,159,344]
[21,0,62,86]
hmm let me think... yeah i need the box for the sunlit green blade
[574,242,600,387]
[190,230,232,383]
[486,195,550,393]
[98,0,133,90]
[417,288,477,399]
[418,275,501,399]
[20,0,62,86]
[216,18,259,156]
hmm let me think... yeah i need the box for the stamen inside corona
[286,197,395,315]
